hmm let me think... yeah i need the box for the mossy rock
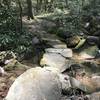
[79,45,99,59]
[66,36,83,48]
[4,59,28,71]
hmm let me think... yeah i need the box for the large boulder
[5,67,62,100]
[40,53,73,72]
[45,48,72,58]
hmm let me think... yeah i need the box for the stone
[70,77,89,93]
[74,73,100,93]
[79,45,99,59]
[89,92,100,100]
[81,61,100,74]
[0,67,5,76]
[0,51,16,63]
[41,34,67,49]
[5,67,62,100]
[59,74,71,91]
[48,40,67,48]
[45,48,73,58]
[40,53,72,72]
[91,75,100,89]
[4,59,28,71]
[66,36,81,48]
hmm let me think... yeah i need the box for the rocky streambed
[0,34,99,100]
[0,19,100,100]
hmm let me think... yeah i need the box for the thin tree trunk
[17,0,23,32]
[36,0,39,13]
[65,0,68,7]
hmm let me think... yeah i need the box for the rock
[81,61,100,74]
[40,19,56,31]
[59,74,71,92]
[0,51,16,64]
[0,67,5,76]
[45,48,73,58]
[4,59,18,71]
[32,36,40,45]
[89,92,100,100]
[91,75,100,89]
[40,53,72,72]
[70,77,90,93]
[74,38,86,49]
[75,72,100,93]
[41,34,67,48]
[87,36,99,45]
[5,67,62,100]
[66,36,81,48]
[48,40,67,48]
[47,40,67,48]
[4,59,28,71]
[79,45,99,59]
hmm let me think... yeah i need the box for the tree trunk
[65,0,68,7]
[26,0,34,20]
[17,0,23,32]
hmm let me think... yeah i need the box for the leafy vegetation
[0,0,100,57]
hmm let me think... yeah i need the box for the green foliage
[0,1,33,57]
[53,0,100,36]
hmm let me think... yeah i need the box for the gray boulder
[40,53,72,72]
[5,67,62,100]
[45,48,72,58]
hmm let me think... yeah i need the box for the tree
[26,0,34,20]
[17,0,23,32]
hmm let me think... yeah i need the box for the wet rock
[45,48,73,58]
[40,53,72,72]
[5,67,62,100]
